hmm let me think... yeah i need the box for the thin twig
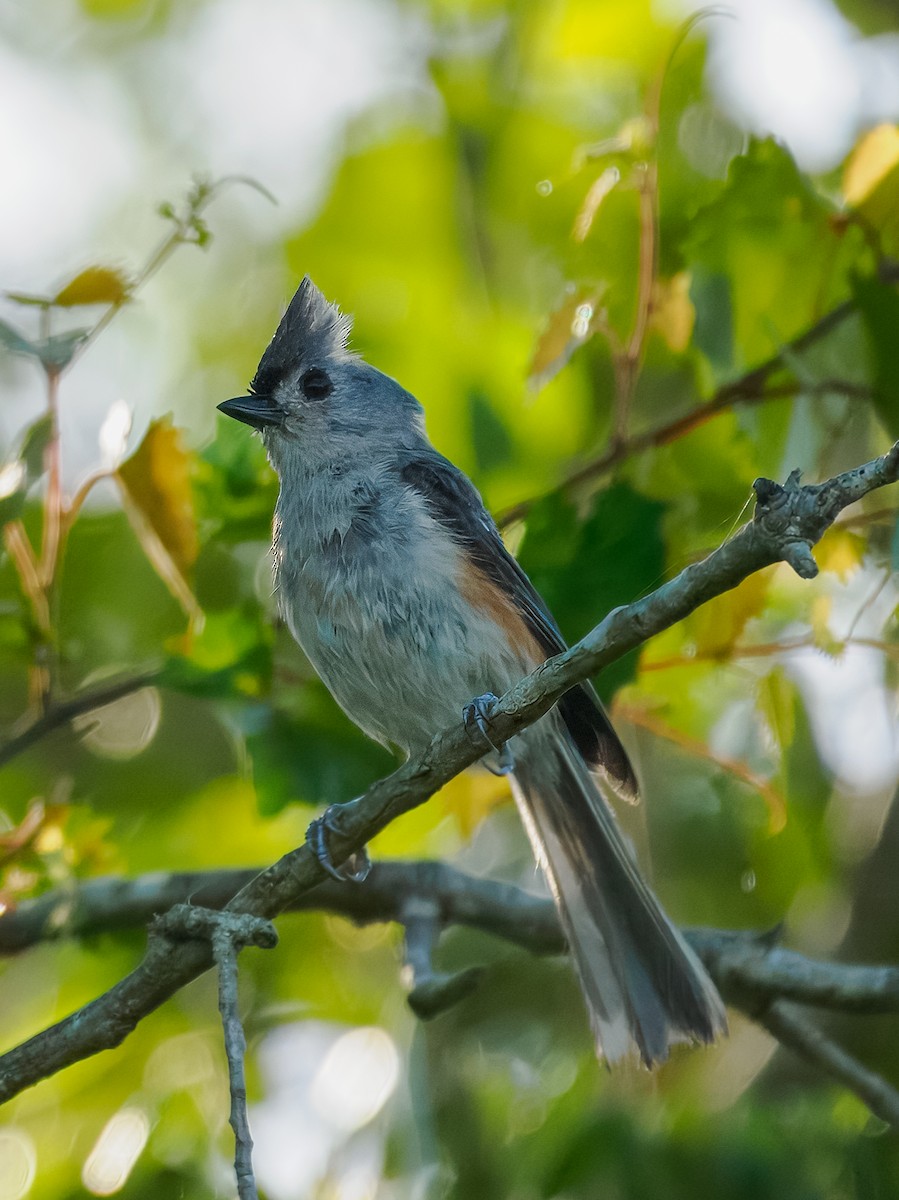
[521,234,891,519]
[759,1002,899,1126]
[37,368,62,708]
[39,371,62,585]
[401,896,485,1019]
[215,932,257,1200]
[3,520,52,708]
[609,158,657,445]
[0,667,162,769]
[63,469,113,533]
[152,905,276,1200]
[1,445,898,1105]
[641,632,899,675]
[522,262,882,525]
[498,378,873,526]
[606,10,709,444]
[70,176,272,368]
[840,505,899,530]
[2,522,46,626]
[619,704,787,832]
[845,569,892,642]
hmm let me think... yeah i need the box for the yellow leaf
[117,418,201,625]
[689,570,771,659]
[757,667,795,755]
[816,527,865,581]
[572,167,621,243]
[439,771,512,841]
[528,287,601,389]
[810,595,844,657]
[53,266,131,308]
[843,124,899,206]
[368,770,511,859]
[649,271,694,353]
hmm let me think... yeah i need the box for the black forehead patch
[250,276,352,395]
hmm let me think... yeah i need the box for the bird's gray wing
[398,451,637,796]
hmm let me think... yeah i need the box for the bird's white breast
[272,464,526,754]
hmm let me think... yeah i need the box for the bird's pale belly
[278,552,531,756]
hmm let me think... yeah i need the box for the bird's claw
[307,805,371,883]
[462,692,515,776]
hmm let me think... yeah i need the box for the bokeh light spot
[82,1107,150,1196]
[310,1026,399,1131]
[0,1129,36,1200]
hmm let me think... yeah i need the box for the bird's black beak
[217,394,283,430]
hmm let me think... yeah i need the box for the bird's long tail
[511,720,726,1065]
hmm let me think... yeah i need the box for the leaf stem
[35,367,63,708]
[72,176,273,368]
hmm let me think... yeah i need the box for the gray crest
[251,277,353,395]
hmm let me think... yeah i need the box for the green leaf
[196,417,277,543]
[0,484,26,527]
[690,270,734,372]
[19,413,53,482]
[244,701,395,815]
[158,608,273,699]
[53,266,131,308]
[518,483,666,698]
[0,319,88,371]
[852,273,899,437]
[35,328,90,371]
[686,138,863,375]
[0,318,39,359]
[469,389,513,473]
[4,291,51,308]
[0,414,55,528]
[158,643,271,700]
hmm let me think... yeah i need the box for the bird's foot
[306,805,371,883]
[463,692,515,776]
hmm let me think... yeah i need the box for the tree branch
[499,378,872,527]
[4,860,899,1121]
[0,863,564,958]
[498,260,899,528]
[1,444,898,1106]
[7,862,899,1013]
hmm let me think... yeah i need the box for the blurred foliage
[2,1,899,1198]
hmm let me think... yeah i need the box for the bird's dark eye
[300,367,333,401]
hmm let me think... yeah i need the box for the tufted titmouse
[218,278,725,1064]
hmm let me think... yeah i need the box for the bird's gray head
[218,277,424,473]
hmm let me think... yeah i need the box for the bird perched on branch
[218,277,726,1064]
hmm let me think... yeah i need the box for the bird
[218,276,726,1065]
